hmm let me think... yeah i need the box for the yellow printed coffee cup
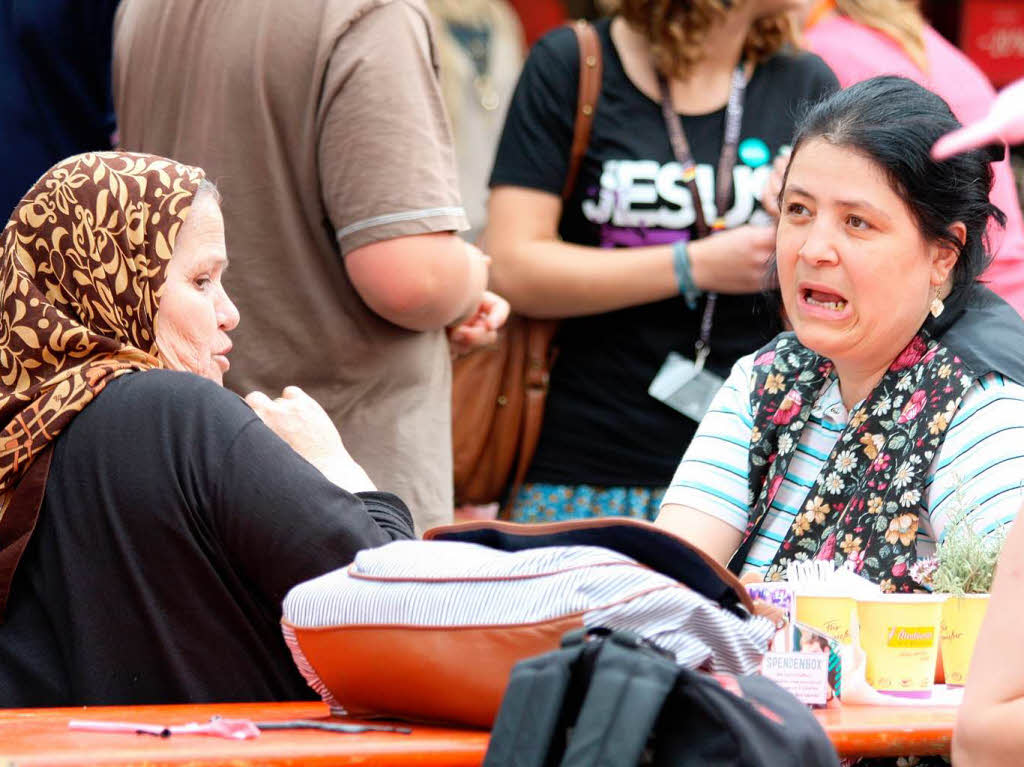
[857,594,945,698]
[796,595,856,645]
[940,594,990,687]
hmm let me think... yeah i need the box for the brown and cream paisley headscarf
[0,152,206,616]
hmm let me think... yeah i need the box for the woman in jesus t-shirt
[486,0,837,522]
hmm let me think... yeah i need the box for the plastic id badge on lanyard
[648,64,746,422]
[650,288,723,421]
[649,347,723,422]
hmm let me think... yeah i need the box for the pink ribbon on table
[69,716,261,740]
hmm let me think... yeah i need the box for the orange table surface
[0,700,957,765]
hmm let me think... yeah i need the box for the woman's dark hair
[782,76,1006,291]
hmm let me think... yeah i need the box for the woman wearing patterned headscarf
[0,152,414,706]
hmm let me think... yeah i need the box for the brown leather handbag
[452,20,602,511]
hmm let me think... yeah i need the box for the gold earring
[930,294,945,318]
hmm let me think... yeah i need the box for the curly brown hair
[603,0,798,79]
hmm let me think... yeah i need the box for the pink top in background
[805,15,1024,317]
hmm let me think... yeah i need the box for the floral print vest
[742,332,976,592]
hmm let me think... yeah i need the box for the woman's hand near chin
[244,387,377,493]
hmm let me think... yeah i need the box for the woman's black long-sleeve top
[0,370,415,706]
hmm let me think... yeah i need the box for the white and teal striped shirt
[661,352,1024,578]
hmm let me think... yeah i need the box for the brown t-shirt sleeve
[318,0,468,254]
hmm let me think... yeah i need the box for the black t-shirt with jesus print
[490,17,837,488]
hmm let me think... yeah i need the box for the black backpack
[484,628,840,767]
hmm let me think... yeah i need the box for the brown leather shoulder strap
[500,319,559,518]
[499,22,600,518]
[561,20,602,200]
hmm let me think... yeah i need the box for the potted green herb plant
[911,493,1006,685]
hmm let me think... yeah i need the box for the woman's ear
[931,221,966,287]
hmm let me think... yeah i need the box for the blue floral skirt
[508,482,667,523]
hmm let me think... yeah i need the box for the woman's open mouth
[804,289,846,311]
[797,283,851,318]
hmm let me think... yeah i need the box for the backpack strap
[562,20,602,200]
[559,632,679,767]
[483,634,589,767]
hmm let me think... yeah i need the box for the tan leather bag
[281,519,770,728]
[452,20,602,510]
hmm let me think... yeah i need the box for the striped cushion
[282,539,774,727]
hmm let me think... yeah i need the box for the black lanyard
[658,65,747,367]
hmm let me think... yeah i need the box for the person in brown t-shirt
[113,0,507,533]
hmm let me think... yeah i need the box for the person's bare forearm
[953,510,1024,766]
[384,234,488,330]
[489,238,677,318]
[485,186,775,318]
[954,698,1024,766]
[489,227,774,318]
[346,233,488,331]
[431,240,489,328]
[655,503,744,566]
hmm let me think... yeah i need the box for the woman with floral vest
[657,76,1024,591]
